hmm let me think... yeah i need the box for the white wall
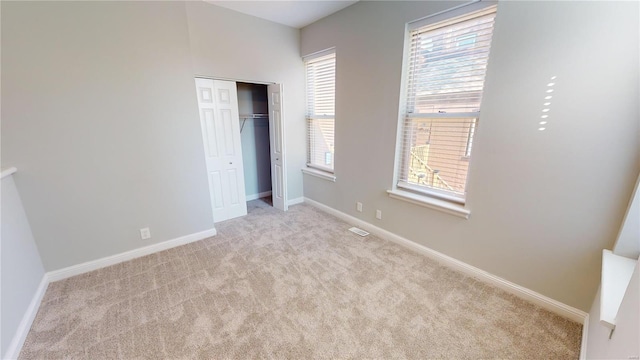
[1,173,46,357]
[300,1,640,311]
[1,1,306,271]
[185,1,306,203]
[586,263,639,359]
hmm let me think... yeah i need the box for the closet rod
[240,114,269,133]
[240,113,269,119]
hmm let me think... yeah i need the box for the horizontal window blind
[307,118,335,172]
[398,5,496,200]
[305,51,336,172]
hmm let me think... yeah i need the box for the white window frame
[303,48,336,181]
[390,1,497,218]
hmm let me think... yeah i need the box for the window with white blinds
[397,5,497,202]
[305,51,336,173]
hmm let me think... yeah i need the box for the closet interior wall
[236,82,272,202]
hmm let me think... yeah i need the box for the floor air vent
[348,227,369,237]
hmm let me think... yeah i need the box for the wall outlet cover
[140,227,151,240]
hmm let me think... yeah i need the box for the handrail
[1,167,17,179]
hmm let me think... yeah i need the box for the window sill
[387,189,470,219]
[302,167,336,182]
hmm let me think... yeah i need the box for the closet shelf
[600,249,637,330]
[240,113,269,119]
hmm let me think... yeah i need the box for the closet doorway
[238,82,272,206]
[195,78,287,224]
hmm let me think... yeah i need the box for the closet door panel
[195,78,247,222]
[268,83,287,211]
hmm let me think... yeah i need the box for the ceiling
[204,1,359,29]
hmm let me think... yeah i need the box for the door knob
[229,162,233,164]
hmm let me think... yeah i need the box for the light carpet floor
[19,199,582,359]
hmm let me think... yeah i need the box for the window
[396,4,497,203]
[305,50,336,173]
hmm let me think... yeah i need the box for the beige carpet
[19,199,582,359]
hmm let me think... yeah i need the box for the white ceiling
[205,1,359,29]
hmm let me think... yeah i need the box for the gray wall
[1,173,46,357]
[185,1,305,203]
[237,83,272,198]
[300,1,640,311]
[1,1,304,271]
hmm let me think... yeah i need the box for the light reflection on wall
[539,76,556,131]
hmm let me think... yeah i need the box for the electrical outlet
[356,202,363,212]
[140,227,151,240]
[376,210,382,220]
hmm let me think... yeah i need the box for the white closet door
[268,83,287,211]
[195,78,247,222]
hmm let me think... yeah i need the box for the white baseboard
[287,197,304,206]
[303,197,588,324]
[3,276,48,360]
[47,228,217,282]
[246,191,272,201]
[580,314,589,360]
